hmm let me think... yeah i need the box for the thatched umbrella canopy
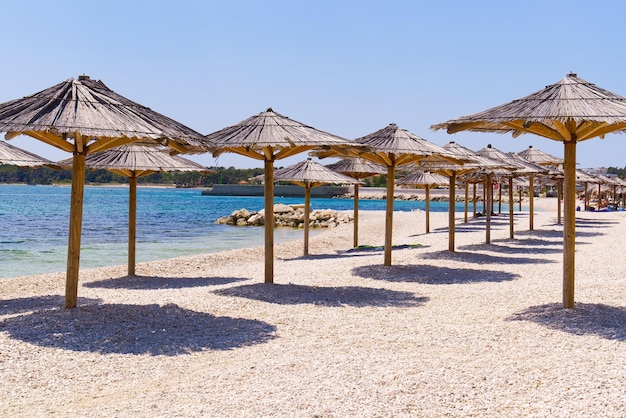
[396,170,448,234]
[270,158,362,256]
[325,158,386,247]
[0,75,213,308]
[0,140,55,167]
[58,143,210,276]
[517,145,563,167]
[432,72,626,308]
[206,108,358,283]
[518,146,565,223]
[321,123,465,266]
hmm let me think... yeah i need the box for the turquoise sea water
[0,184,481,278]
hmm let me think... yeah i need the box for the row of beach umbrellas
[2,73,626,310]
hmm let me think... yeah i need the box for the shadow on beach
[84,276,248,290]
[508,303,626,341]
[458,242,563,255]
[514,228,604,239]
[1,303,277,355]
[352,264,519,284]
[214,283,428,308]
[0,295,101,316]
[418,250,556,265]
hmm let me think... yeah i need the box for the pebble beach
[1,198,625,417]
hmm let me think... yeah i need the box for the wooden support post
[486,175,492,244]
[563,140,576,308]
[384,165,395,266]
[464,182,469,224]
[557,179,562,224]
[425,186,430,234]
[264,159,275,283]
[353,184,359,248]
[518,188,522,211]
[128,175,137,276]
[472,183,477,217]
[448,172,456,252]
[529,175,535,230]
[584,182,589,210]
[498,182,502,214]
[65,151,86,309]
[304,186,311,256]
[508,177,514,239]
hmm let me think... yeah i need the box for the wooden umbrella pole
[384,165,395,266]
[486,174,492,244]
[557,179,563,224]
[304,185,311,256]
[584,182,589,210]
[425,185,430,234]
[498,182,502,214]
[563,140,576,308]
[65,150,86,309]
[598,183,602,209]
[529,175,535,230]
[518,188,522,211]
[448,172,456,251]
[472,183,477,217]
[508,177,514,239]
[464,182,469,224]
[128,174,137,276]
[264,158,275,283]
[353,184,359,248]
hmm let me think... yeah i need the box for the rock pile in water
[216,203,352,228]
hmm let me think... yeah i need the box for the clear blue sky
[3,0,626,170]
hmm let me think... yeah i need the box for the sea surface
[0,184,482,278]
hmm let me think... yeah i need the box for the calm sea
[0,184,475,278]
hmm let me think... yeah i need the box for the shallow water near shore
[0,184,501,278]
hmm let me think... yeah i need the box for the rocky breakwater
[216,203,352,228]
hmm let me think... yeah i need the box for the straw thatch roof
[517,145,563,166]
[0,75,212,154]
[431,73,626,141]
[272,158,362,187]
[0,140,55,167]
[207,108,356,161]
[350,123,463,166]
[420,141,504,175]
[396,170,449,187]
[57,143,210,177]
[324,158,386,179]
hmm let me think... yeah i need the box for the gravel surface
[1,201,625,417]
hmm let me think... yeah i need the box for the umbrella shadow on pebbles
[419,250,555,265]
[1,303,276,355]
[84,275,248,290]
[214,283,428,308]
[353,264,519,284]
[0,296,101,316]
[457,242,563,255]
[508,303,626,341]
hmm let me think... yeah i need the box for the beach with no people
[1,199,625,417]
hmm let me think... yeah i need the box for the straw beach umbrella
[0,140,55,167]
[317,123,465,265]
[206,108,358,283]
[0,75,213,308]
[432,72,626,308]
[420,141,503,250]
[58,143,211,276]
[396,170,448,234]
[270,158,362,256]
[325,158,386,247]
[518,146,564,223]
